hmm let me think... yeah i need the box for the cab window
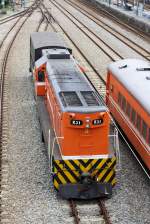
[38,71,45,82]
[149,128,150,146]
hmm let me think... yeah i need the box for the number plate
[93,119,103,125]
[71,120,83,126]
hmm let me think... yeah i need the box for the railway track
[78,0,150,40]
[0,11,34,49]
[0,0,42,222]
[63,0,150,60]
[51,0,150,61]
[41,1,106,95]
[69,199,112,224]
[38,5,54,31]
[49,0,122,61]
[0,5,38,25]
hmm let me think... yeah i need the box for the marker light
[85,124,90,128]
[85,118,90,128]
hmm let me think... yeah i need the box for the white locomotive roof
[108,59,150,114]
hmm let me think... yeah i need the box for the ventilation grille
[59,92,82,107]
[81,91,99,106]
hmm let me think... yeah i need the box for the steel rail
[38,5,54,31]
[0,5,37,25]
[0,1,41,143]
[98,199,112,224]
[43,1,106,91]
[69,200,80,224]
[0,0,41,221]
[77,0,150,40]
[40,3,58,32]
[36,12,45,31]
[49,0,123,61]
[69,199,112,224]
[63,0,150,60]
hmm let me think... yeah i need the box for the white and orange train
[106,59,150,171]
[30,32,118,199]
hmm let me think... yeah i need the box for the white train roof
[108,59,150,114]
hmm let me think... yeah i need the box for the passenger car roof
[108,59,150,114]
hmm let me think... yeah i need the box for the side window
[136,114,141,132]
[126,102,131,117]
[149,128,150,146]
[110,85,114,92]
[118,92,122,106]
[131,108,136,124]
[142,120,147,140]
[122,96,126,112]
[38,71,45,82]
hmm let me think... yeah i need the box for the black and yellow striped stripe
[53,157,116,190]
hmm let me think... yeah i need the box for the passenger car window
[118,92,122,105]
[126,102,131,117]
[142,120,147,140]
[148,128,150,145]
[136,114,141,132]
[131,108,136,124]
[122,96,126,112]
[110,85,114,92]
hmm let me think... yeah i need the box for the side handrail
[109,127,121,170]
[49,133,64,174]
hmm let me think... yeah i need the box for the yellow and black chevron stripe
[53,157,116,190]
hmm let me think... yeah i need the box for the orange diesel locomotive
[30,32,118,199]
[106,59,150,171]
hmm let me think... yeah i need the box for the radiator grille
[81,91,99,106]
[60,92,82,107]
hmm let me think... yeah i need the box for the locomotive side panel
[45,78,62,139]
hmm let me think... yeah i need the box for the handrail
[109,127,121,170]
[49,135,64,174]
